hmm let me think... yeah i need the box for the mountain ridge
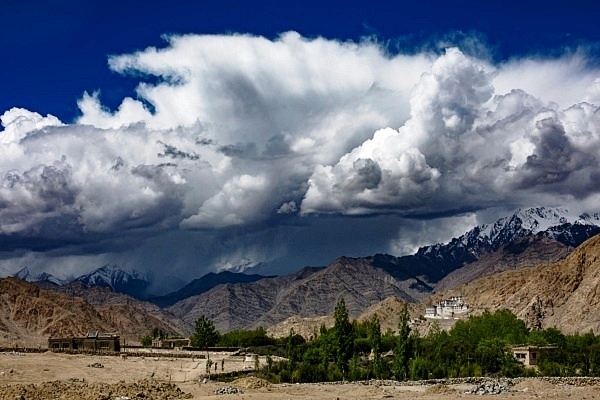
[149,270,273,308]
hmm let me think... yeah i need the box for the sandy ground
[2,351,600,399]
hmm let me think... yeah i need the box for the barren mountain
[433,234,600,334]
[355,296,411,333]
[52,281,193,337]
[168,258,428,332]
[149,271,272,307]
[434,234,573,292]
[0,277,190,346]
[265,297,409,339]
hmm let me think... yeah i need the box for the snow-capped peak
[577,212,600,226]
[469,206,574,246]
[78,264,147,285]
[417,206,600,261]
[75,264,150,298]
[13,267,66,285]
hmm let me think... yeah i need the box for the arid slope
[0,277,189,346]
[435,234,600,334]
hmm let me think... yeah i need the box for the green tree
[141,335,152,347]
[393,303,412,380]
[190,315,220,349]
[334,298,354,379]
[368,314,384,379]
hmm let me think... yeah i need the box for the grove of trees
[180,302,600,383]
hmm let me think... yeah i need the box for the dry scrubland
[2,351,600,399]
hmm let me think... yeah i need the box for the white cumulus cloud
[1,33,600,285]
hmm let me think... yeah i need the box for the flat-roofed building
[48,331,120,352]
[512,345,557,366]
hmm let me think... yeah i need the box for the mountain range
[372,207,600,285]
[2,206,600,344]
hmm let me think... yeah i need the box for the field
[2,351,600,399]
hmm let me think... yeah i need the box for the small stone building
[48,331,120,352]
[511,345,557,366]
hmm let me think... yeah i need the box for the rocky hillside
[434,234,600,334]
[49,281,192,337]
[434,234,573,292]
[167,258,430,332]
[149,271,272,307]
[266,315,334,340]
[0,277,189,346]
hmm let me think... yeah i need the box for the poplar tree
[393,304,412,380]
[368,314,383,379]
[334,298,354,379]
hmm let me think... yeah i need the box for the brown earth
[1,351,600,399]
[0,278,190,347]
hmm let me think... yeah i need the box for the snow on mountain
[399,206,600,283]
[215,258,262,274]
[13,267,66,285]
[444,207,598,255]
[577,212,600,226]
[76,264,150,299]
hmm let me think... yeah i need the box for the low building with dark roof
[48,331,120,352]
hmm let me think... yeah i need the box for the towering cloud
[0,33,599,288]
[302,48,600,216]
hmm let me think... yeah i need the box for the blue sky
[1,0,600,293]
[4,0,599,121]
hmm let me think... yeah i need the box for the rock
[215,386,243,395]
[467,380,511,395]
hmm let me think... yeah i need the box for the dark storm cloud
[519,118,593,187]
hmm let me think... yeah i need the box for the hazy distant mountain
[75,264,150,299]
[149,270,273,307]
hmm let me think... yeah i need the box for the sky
[1,0,600,293]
